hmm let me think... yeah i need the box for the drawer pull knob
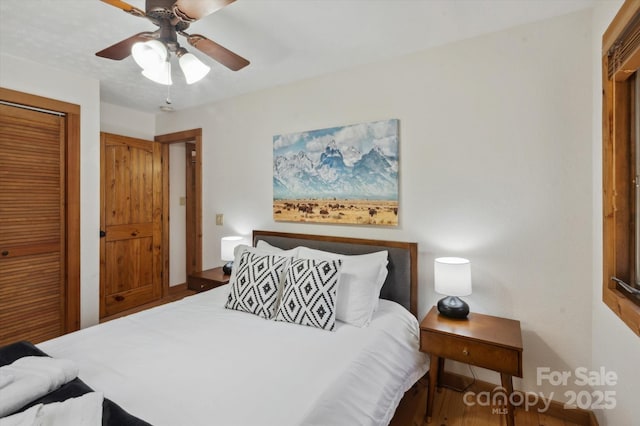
[462,348,469,356]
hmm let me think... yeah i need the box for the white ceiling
[0,0,597,113]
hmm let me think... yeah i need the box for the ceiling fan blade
[99,0,145,17]
[185,33,249,71]
[173,0,236,22]
[96,32,155,60]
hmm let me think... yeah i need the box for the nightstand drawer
[421,330,522,377]
[187,277,221,292]
[187,267,230,293]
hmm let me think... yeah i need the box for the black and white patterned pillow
[225,251,289,319]
[275,258,342,331]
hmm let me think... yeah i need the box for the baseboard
[168,283,188,295]
[440,371,598,426]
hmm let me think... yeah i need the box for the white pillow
[256,240,288,253]
[234,242,298,256]
[297,246,388,327]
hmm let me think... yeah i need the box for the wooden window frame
[602,0,640,337]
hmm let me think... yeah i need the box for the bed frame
[252,230,418,317]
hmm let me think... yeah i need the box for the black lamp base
[437,296,469,319]
[222,261,233,275]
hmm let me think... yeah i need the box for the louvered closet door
[0,104,65,345]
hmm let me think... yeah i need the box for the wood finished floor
[390,378,583,426]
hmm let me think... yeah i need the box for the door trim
[155,129,202,297]
[0,87,81,333]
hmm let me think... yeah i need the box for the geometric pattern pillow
[275,258,342,331]
[225,251,289,319]
[296,247,388,327]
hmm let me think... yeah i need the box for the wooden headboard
[252,230,418,317]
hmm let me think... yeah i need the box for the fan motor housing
[146,0,189,31]
[146,0,175,15]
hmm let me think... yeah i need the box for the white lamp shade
[434,257,472,297]
[132,40,167,71]
[221,236,244,261]
[179,53,211,84]
[142,61,172,85]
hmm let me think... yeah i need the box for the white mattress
[38,285,428,426]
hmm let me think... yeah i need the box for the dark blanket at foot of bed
[0,341,152,426]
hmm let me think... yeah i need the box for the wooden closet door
[0,104,66,345]
[100,133,162,317]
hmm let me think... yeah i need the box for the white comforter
[38,285,428,426]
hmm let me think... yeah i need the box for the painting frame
[273,119,399,226]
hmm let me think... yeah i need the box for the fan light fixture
[96,0,250,88]
[131,40,210,85]
[132,40,167,71]
[142,60,173,85]
[178,50,211,84]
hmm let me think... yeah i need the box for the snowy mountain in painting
[273,141,397,200]
[316,141,348,183]
[342,146,362,167]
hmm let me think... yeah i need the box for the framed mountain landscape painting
[273,119,399,226]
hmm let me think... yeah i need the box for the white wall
[156,10,596,400]
[100,102,156,140]
[591,2,640,425]
[0,54,101,328]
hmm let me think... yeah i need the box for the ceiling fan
[96,0,249,84]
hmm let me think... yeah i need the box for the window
[602,0,640,336]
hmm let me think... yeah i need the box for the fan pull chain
[165,61,172,105]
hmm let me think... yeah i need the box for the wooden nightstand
[187,267,230,292]
[420,306,523,426]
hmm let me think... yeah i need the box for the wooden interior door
[0,104,66,345]
[100,132,162,317]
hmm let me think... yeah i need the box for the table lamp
[221,236,244,275]
[434,257,472,319]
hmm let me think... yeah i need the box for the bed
[2,231,428,426]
